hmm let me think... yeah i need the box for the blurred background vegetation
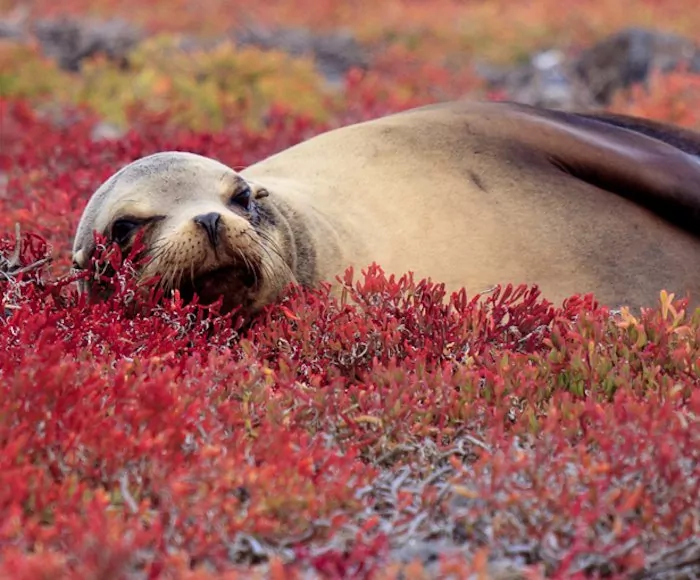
[1,0,700,132]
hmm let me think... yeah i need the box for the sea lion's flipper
[500,103,700,235]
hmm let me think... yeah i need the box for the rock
[233,24,369,86]
[90,121,127,142]
[573,27,700,104]
[0,19,24,41]
[0,5,28,41]
[1,12,366,87]
[31,17,142,72]
[477,27,700,111]
[475,49,598,111]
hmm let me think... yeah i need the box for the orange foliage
[2,0,699,65]
[609,68,700,129]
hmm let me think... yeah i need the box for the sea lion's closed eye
[111,218,143,245]
[110,216,164,246]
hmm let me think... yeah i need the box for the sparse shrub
[75,35,333,130]
[0,34,332,131]
[0,40,67,99]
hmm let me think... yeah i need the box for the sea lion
[72,99,700,316]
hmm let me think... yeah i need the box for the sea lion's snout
[193,212,222,249]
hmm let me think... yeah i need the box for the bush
[609,68,700,128]
[1,96,699,578]
[0,40,67,99]
[0,35,332,131]
[2,2,700,575]
[76,35,333,130]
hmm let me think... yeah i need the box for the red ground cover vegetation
[1,91,700,578]
[3,0,700,574]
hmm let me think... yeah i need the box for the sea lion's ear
[250,182,270,200]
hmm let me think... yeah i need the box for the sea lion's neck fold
[261,181,347,288]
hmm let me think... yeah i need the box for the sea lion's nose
[193,212,221,248]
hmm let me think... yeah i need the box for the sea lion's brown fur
[72,100,700,314]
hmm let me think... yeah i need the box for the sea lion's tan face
[72,151,293,314]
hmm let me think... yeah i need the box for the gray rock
[0,5,28,41]
[477,27,700,112]
[233,24,369,86]
[31,17,142,72]
[573,26,700,104]
[90,121,127,142]
[475,49,598,111]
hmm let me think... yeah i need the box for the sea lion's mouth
[196,264,257,290]
[178,261,260,312]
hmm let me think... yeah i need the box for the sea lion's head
[72,151,293,315]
